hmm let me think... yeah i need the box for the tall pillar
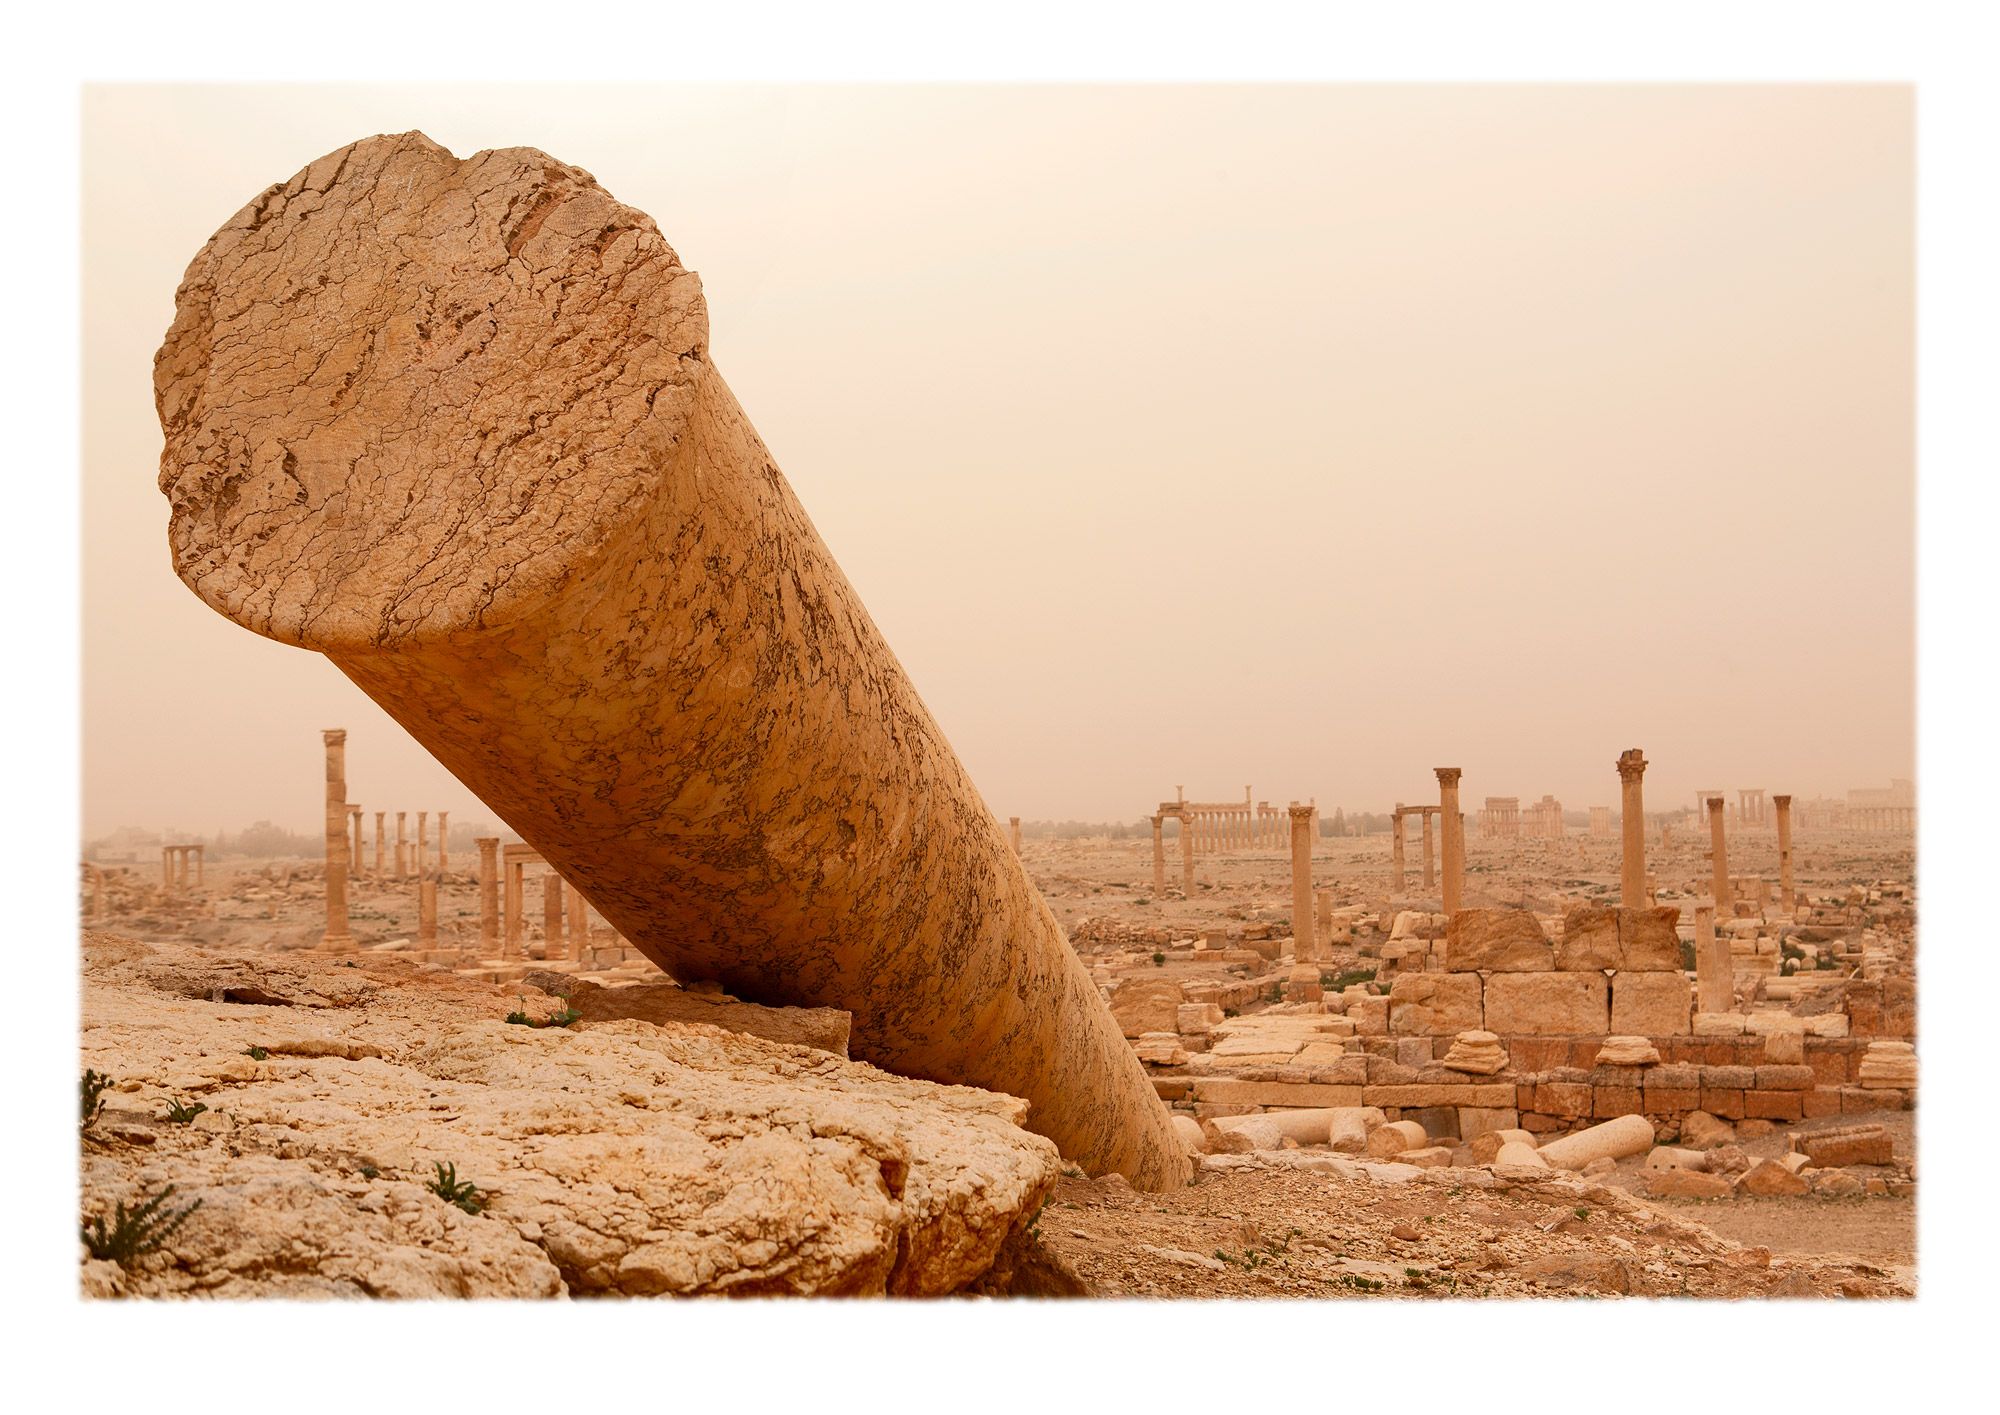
[477,838,500,954]
[568,883,588,951]
[396,811,407,879]
[438,810,450,873]
[504,859,524,958]
[374,811,385,878]
[1774,794,1795,912]
[417,811,429,881]
[1009,817,1022,854]
[1421,810,1436,890]
[1391,808,1406,893]
[1434,768,1464,914]
[1288,804,1317,961]
[1694,904,1731,1013]
[321,728,353,950]
[160,846,171,889]
[418,877,438,946]
[1151,815,1165,893]
[349,807,364,884]
[543,871,566,960]
[1706,796,1731,912]
[1616,748,1648,909]
[1180,812,1195,897]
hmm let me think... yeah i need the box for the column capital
[1705,795,1725,811]
[1615,748,1647,781]
[322,728,347,746]
[1433,767,1461,788]
[1287,804,1315,821]
[1772,794,1792,807]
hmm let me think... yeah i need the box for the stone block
[1555,904,1683,971]
[1444,909,1554,972]
[1642,1169,1732,1199]
[1408,1105,1461,1140]
[1701,1065,1756,1089]
[1483,972,1608,1035]
[1530,1081,1593,1118]
[1593,1085,1644,1118]
[1190,1080,1365,1108]
[1693,1012,1746,1036]
[1797,1124,1893,1167]
[1743,1091,1803,1121]
[1111,978,1185,1038]
[1754,1065,1815,1092]
[1388,972,1483,1036]
[1700,1087,1746,1119]
[1646,1063,1701,1090]
[1349,996,1388,1036]
[1642,1086,1701,1113]
[1610,972,1691,1036]
[1735,1158,1809,1196]
[1400,1145,1454,1168]
[1456,1107,1519,1141]
[1362,1083,1514,1109]
[1801,1087,1841,1118]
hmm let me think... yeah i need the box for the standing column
[418,877,438,946]
[396,811,407,878]
[160,847,171,889]
[1289,804,1317,961]
[568,883,588,951]
[1694,903,1732,1013]
[1616,748,1648,909]
[417,811,429,881]
[1179,813,1194,896]
[1009,817,1022,854]
[373,811,385,878]
[194,845,205,886]
[477,838,500,955]
[543,872,566,960]
[1421,810,1436,890]
[1435,768,1464,915]
[321,728,353,950]
[504,859,524,957]
[349,807,364,885]
[438,810,450,874]
[1774,794,1795,913]
[1151,815,1165,894]
[1706,796,1731,912]
[1391,808,1407,893]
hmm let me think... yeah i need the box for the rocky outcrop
[79,934,1059,1297]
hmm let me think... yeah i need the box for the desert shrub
[81,1185,202,1266]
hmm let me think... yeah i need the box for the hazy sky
[82,83,1912,838]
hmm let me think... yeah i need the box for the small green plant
[81,1069,114,1132]
[1136,897,1151,906]
[1573,1207,1590,1221]
[1816,954,1839,970]
[1325,967,1377,992]
[81,1185,202,1267]
[1267,983,1283,1004]
[1222,1007,1239,1018]
[428,1161,486,1215]
[358,1163,379,1180]
[507,996,582,1029]
[163,1098,208,1125]
[245,1046,268,1061]
[1780,959,1798,977]
[1151,952,1166,967]
[1781,941,1806,962]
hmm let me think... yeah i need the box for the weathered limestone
[396,812,408,880]
[1594,1035,1661,1067]
[1555,904,1681,972]
[476,837,500,954]
[1694,904,1732,1013]
[1289,804,1317,960]
[1180,810,1195,898]
[320,730,352,951]
[1773,793,1794,911]
[1387,973,1482,1035]
[438,810,449,873]
[1494,1141,1547,1168]
[1706,796,1731,912]
[1857,1041,1916,1089]
[1009,817,1021,854]
[1445,909,1553,972]
[1365,1119,1429,1157]
[1420,809,1435,890]
[568,885,587,946]
[1797,1124,1892,1168]
[1326,1106,1386,1153]
[1435,768,1464,914]
[373,810,385,878]
[155,134,1185,1188]
[1537,1114,1653,1171]
[1391,805,1407,893]
[1439,1030,1508,1075]
[1483,973,1609,1035]
[1151,814,1165,894]
[1616,748,1647,908]
[417,877,437,945]
[1609,972,1691,1036]
[349,807,364,881]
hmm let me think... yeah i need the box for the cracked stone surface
[80,934,1059,1297]
[154,131,1187,1189]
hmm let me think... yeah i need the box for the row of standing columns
[319,727,460,951]
[158,844,205,890]
[1388,805,1438,895]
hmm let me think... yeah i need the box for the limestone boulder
[1736,1160,1811,1197]
[546,975,851,1056]
[1642,1169,1732,1199]
[80,935,1061,1297]
[1444,910,1554,972]
[1387,973,1482,1036]
[1797,1125,1894,1168]
[1680,1110,1736,1150]
[1594,1035,1661,1067]
[1482,972,1608,1035]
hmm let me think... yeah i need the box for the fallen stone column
[154,132,1186,1190]
[1536,1114,1655,1171]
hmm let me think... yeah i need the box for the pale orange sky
[81,83,1912,838]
